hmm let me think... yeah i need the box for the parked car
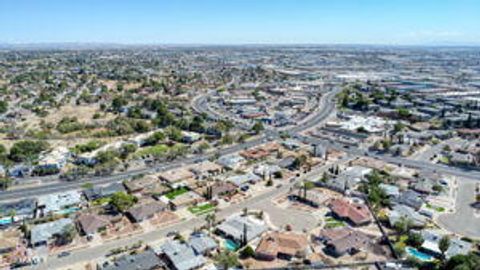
[167,230,179,237]
[58,252,70,258]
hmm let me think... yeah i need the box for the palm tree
[205,213,216,235]
[439,235,451,260]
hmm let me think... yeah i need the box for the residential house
[216,154,246,170]
[181,131,201,144]
[200,181,237,200]
[226,172,262,187]
[240,148,270,160]
[379,184,400,198]
[124,174,160,194]
[388,205,427,228]
[36,146,71,171]
[216,215,267,244]
[255,232,309,261]
[127,201,167,223]
[281,139,301,150]
[76,213,111,236]
[158,240,207,270]
[253,164,281,179]
[188,233,218,255]
[30,218,74,246]
[37,190,82,215]
[188,161,223,180]
[277,156,296,170]
[328,199,372,226]
[317,227,372,257]
[420,230,472,259]
[158,168,195,185]
[0,198,36,220]
[288,190,329,208]
[8,164,31,177]
[83,182,126,201]
[394,190,424,210]
[169,191,203,210]
[411,178,438,195]
[99,249,164,270]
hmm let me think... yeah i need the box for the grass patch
[92,197,112,206]
[438,156,449,164]
[324,217,346,228]
[188,203,215,215]
[426,203,445,212]
[165,187,189,200]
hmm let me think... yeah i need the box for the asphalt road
[437,180,480,238]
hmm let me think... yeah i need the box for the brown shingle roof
[127,201,166,222]
[256,232,308,258]
[76,213,110,235]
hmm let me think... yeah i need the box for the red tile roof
[328,198,372,226]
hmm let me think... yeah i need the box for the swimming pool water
[0,217,13,225]
[406,247,434,261]
[225,239,240,251]
[55,207,80,215]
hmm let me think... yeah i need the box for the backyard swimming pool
[224,239,240,251]
[0,216,13,226]
[55,207,80,215]
[406,247,434,261]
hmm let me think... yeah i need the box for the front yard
[188,203,215,215]
[165,187,189,200]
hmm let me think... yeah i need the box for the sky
[1,0,479,45]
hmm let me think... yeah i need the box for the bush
[9,140,50,162]
[56,117,84,133]
[240,245,255,258]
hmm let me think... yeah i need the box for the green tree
[145,131,166,146]
[407,232,424,248]
[95,150,120,164]
[119,144,137,160]
[393,122,405,133]
[215,250,239,270]
[56,224,77,245]
[0,177,13,190]
[445,253,480,270]
[251,121,264,134]
[393,217,412,240]
[111,96,128,112]
[205,213,216,234]
[240,245,255,258]
[397,108,411,119]
[165,126,183,142]
[0,100,8,114]
[110,192,137,212]
[439,235,451,260]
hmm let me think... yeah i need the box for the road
[437,180,480,238]
[297,135,480,182]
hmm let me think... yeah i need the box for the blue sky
[1,0,479,45]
